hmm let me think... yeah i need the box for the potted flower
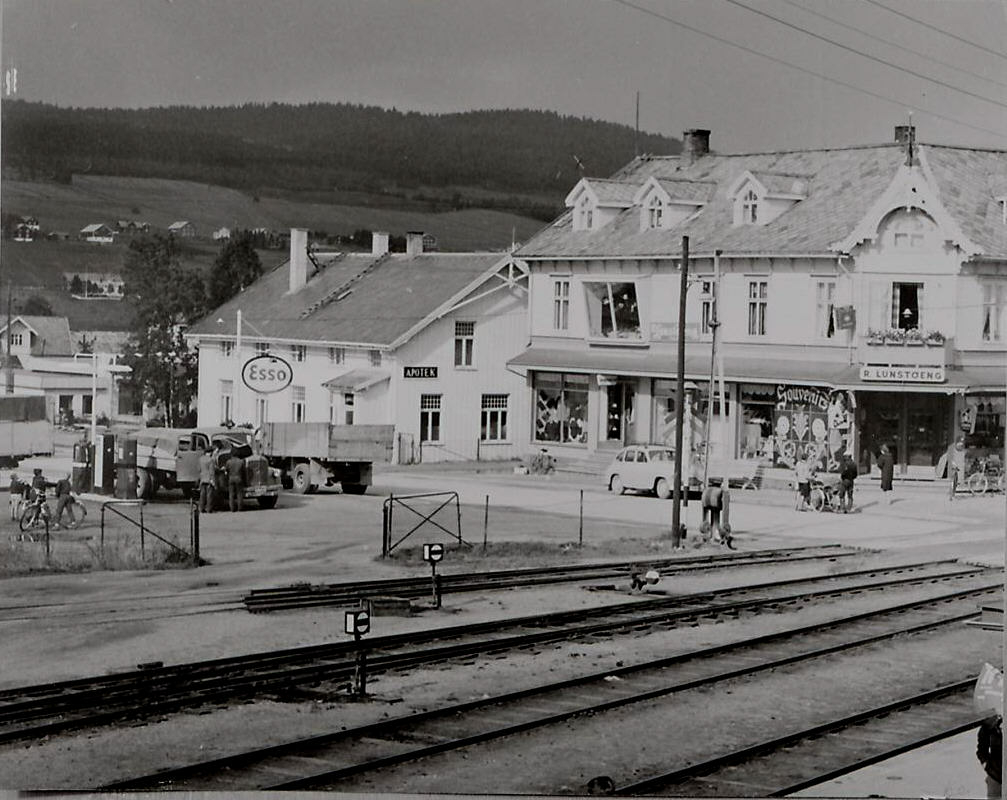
[904,328,925,346]
[866,329,885,345]
[924,330,946,346]
[883,328,906,345]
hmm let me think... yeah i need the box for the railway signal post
[345,605,371,696]
[424,542,445,608]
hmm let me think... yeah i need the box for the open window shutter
[869,280,890,331]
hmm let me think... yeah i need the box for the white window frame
[255,397,268,427]
[646,195,664,229]
[291,344,307,362]
[220,380,233,424]
[576,196,594,231]
[815,280,837,339]
[9,332,23,347]
[698,278,714,338]
[747,279,767,337]
[255,342,269,355]
[741,189,759,224]
[455,321,475,368]
[583,281,643,341]
[369,349,382,367]
[480,394,509,442]
[983,282,1005,343]
[420,394,441,443]
[220,340,234,357]
[329,346,345,364]
[553,279,570,331]
[291,385,305,423]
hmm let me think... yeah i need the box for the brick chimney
[681,129,710,166]
[372,231,389,257]
[288,228,308,293]
[406,231,424,257]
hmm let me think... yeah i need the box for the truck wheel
[257,495,278,509]
[291,464,311,494]
[136,468,153,500]
[341,483,367,495]
[306,484,319,495]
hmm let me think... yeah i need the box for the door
[605,383,636,444]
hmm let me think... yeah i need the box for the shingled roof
[187,251,508,347]
[0,315,73,356]
[519,142,1007,260]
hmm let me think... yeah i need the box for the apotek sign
[404,366,438,379]
[241,354,294,394]
[860,365,946,383]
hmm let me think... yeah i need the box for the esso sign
[241,355,293,394]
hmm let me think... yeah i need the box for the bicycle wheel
[809,488,825,512]
[967,472,988,496]
[18,507,39,532]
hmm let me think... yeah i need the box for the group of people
[794,448,891,513]
[8,467,86,529]
[198,445,247,513]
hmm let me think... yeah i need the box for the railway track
[242,545,858,612]
[101,590,995,791]
[0,558,994,747]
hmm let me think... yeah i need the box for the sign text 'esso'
[242,355,294,395]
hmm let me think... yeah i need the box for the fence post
[191,499,200,565]
[456,493,462,546]
[140,503,145,560]
[579,489,584,547]
[382,500,389,558]
[483,494,489,551]
[100,504,106,550]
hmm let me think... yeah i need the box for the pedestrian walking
[877,444,894,505]
[949,438,967,501]
[838,453,858,513]
[8,473,24,521]
[225,450,245,512]
[198,446,218,513]
[977,714,1002,799]
[794,453,812,511]
[53,473,85,529]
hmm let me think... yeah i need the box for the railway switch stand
[344,606,370,696]
[423,542,445,608]
[629,569,661,592]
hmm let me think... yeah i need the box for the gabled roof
[635,177,717,206]
[168,220,192,230]
[80,223,111,234]
[729,170,810,199]
[565,178,639,209]
[186,251,513,348]
[0,316,73,355]
[519,142,1007,260]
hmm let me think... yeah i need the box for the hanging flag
[835,306,856,330]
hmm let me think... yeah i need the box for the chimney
[372,231,389,257]
[681,129,710,166]
[406,231,424,257]
[288,228,308,293]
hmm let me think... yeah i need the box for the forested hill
[1,101,681,214]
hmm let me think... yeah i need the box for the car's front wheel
[610,475,625,495]
[654,477,671,500]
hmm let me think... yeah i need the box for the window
[646,195,664,229]
[220,380,233,423]
[481,394,509,441]
[576,196,594,231]
[291,385,305,423]
[255,397,268,427]
[553,280,570,330]
[343,393,354,425]
[291,344,306,362]
[747,280,768,336]
[329,346,345,364]
[584,282,641,340]
[699,279,714,336]
[983,283,1005,342]
[742,189,759,224]
[816,280,836,339]
[534,373,588,444]
[892,282,923,329]
[82,395,93,415]
[9,333,23,347]
[220,340,234,357]
[420,394,441,443]
[455,321,475,367]
[369,349,382,367]
[255,342,269,355]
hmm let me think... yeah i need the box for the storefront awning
[322,368,390,392]
[508,346,712,378]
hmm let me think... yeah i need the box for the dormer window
[742,189,759,224]
[576,196,594,231]
[646,196,664,229]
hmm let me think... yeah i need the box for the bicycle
[808,476,841,512]
[967,456,1003,496]
[19,491,53,532]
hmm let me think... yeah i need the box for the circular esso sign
[241,354,293,394]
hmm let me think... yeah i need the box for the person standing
[839,453,858,513]
[53,473,85,529]
[878,444,895,505]
[8,473,24,521]
[949,438,967,501]
[198,446,218,513]
[794,453,812,511]
[225,450,245,512]
[977,714,1002,799]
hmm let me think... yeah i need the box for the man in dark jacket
[977,714,1002,799]
[878,444,895,505]
[225,451,245,512]
[53,473,85,529]
[838,454,858,513]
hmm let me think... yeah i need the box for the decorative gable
[727,170,808,226]
[564,178,637,232]
[632,177,713,232]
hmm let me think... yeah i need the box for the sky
[1,0,1006,153]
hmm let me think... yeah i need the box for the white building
[186,230,530,464]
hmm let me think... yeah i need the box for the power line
[608,0,1006,141]
[722,0,1007,111]
[777,0,1007,91]
[864,0,1007,61]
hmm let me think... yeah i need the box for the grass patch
[0,530,197,577]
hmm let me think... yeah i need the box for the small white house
[79,223,115,244]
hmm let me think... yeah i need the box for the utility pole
[671,236,689,547]
[5,287,13,394]
[703,251,721,487]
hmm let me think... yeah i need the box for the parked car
[604,444,681,499]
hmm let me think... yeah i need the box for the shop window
[584,282,641,340]
[553,279,570,330]
[747,280,767,336]
[481,394,508,441]
[982,283,1005,342]
[816,280,836,339]
[534,373,588,445]
[740,384,774,460]
[420,394,441,443]
[455,321,475,367]
[892,282,923,329]
[965,395,1004,450]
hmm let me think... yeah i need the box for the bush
[524,450,556,475]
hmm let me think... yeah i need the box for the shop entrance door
[858,392,950,475]
[605,383,636,445]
